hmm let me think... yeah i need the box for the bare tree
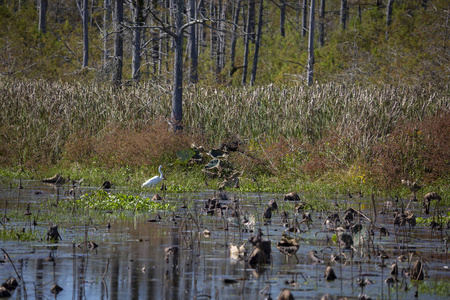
[146,0,206,130]
[230,0,242,77]
[248,0,256,42]
[82,0,88,68]
[171,0,185,130]
[112,0,124,86]
[319,0,325,47]
[307,0,315,85]
[38,0,48,34]
[242,0,251,85]
[340,0,347,30]
[386,0,394,40]
[302,0,307,37]
[189,0,198,83]
[280,0,286,37]
[103,0,111,63]
[131,0,145,81]
[250,0,264,86]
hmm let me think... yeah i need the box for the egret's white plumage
[142,165,164,188]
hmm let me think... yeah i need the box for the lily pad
[208,148,228,158]
[176,149,196,163]
[205,158,221,169]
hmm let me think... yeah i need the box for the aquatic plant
[75,190,175,212]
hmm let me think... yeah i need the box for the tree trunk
[38,0,48,34]
[302,0,307,37]
[132,0,144,81]
[248,0,256,42]
[230,0,241,77]
[103,0,111,63]
[280,1,285,37]
[217,0,227,73]
[318,0,325,47]
[250,0,263,86]
[171,0,184,131]
[340,0,347,30]
[385,0,394,40]
[189,0,198,84]
[82,0,89,68]
[242,0,250,85]
[307,0,315,86]
[198,0,206,53]
[112,0,124,86]
[210,1,217,72]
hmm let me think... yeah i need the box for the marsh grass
[0,78,448,190]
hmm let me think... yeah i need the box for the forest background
[0,0,449,195]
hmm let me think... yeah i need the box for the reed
[0,78,448,185]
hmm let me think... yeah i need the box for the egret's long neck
[159,166,163,178]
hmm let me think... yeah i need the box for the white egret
[142,165,164,188]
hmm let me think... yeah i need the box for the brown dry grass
[63,120,197,168]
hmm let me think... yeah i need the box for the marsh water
[0,180,449,300]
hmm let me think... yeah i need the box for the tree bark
[250,0,263,86]
[248,0,256,42]
[230,0,242,77]
[82,0,89,68]
[217,0,227,73]
[340,0,347,30]
[280,0,285,37]
[307,0,315,86]
[189,0,198,84]
[131,0,144,81]
[171,0,184,131]
[112,0,124,86]
[386,0,394,40]
[242,0,251,85]
[302,0,307,37]
[38,0,48,34]
[103,0,111,63]
[318,0,325,47]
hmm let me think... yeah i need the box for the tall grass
[0,78,448,180]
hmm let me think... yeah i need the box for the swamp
[0,178,449,300]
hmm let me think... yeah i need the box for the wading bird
[142,165,164,188]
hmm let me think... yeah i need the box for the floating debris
[46,225,62,242]
[284,192,300,201]
[338,233,353,249]
[423,192,441,214]
[263,206,272,219]
[218,171,242,190]
[324,265,337,281]
[42,174,66,184]
[410,259,424,280]
[385,276,399,284]
[223,278,238,284]
[248,231,271,267]
[277,234,299,257]
[164,247,179,265]
[101,180,112,189]
[230,243,246,260]
[390,261,398,275]
[152,194,162,201]
[307,250,323,263]
[357,278,374,286]
[50,284,63,295]
[268,199,278,211]
[277,289,295,300]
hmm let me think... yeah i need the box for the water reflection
[0,181,449,299]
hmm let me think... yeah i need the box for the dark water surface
[0,180,449,299]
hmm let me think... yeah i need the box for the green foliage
[0,1,448,86]
[75,190,175,212]
[0,227,41,241]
